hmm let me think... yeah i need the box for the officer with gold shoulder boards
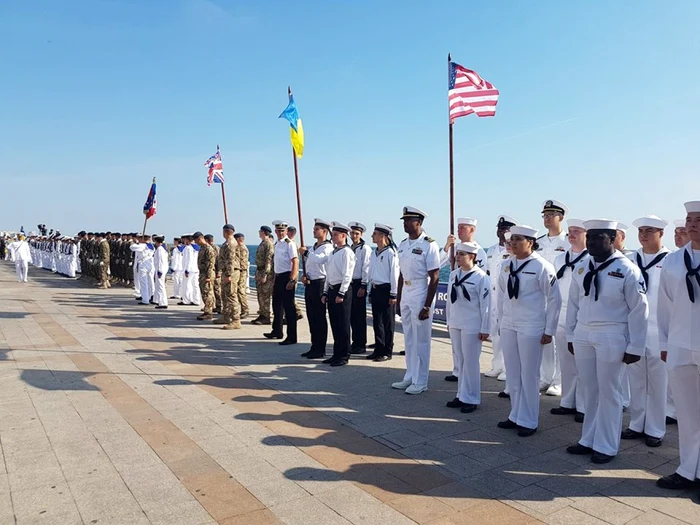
[265,221,299,345]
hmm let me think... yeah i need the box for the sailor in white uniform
[566,219,649,464]
[497,225,561,436]
[673,219,689,250]
[551,219,588,422]
[349,222,371,354]
[622,215,670,447]
[170,237,184,300]
[485,216,519,385]
[613,222,634,409]
[656,201,700,491]
[445,242,491,413]
[130,235,155,305]
[8,234,31,282]
[153,235,169,309]
[536,200,570,396]
[392,207,441,395]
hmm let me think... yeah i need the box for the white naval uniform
[446,267,491,404]
[627,248,670,440]
[553,249,589,413]
[397,232,441,388]
[130,243,155,304]
[567,251,648,456]
[351,242,371,284]
[153,245,169,307]
[306,241,334,280]
[369,246,400,296]
[537,231,570,389]
[182,244,201,306]
[9,240,31,282]
[658,243,700,481]
[486,243,510,375]
[440,243,487,271]
[132,242,142,296]
[171,245,185,299]
[497,253,561,430]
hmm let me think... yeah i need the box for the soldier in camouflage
[97,233,111,289]
[252,225,274,325]
[206,234,222,314]
[194,232,217,320]
[215,224,241,330]
[234,233,250,319]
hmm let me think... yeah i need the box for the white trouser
[133,264,141,295]
[489,304,505,373]
[154,274,168,307]
[668,346,700,481]
[501,328,543,430]
[449,329,482,404]
[138,268,153,304]
[15,261,29,282]
[540,339,558,387]
[401,288,434,388]
[621,367,631,407]
[555,325,584,412]
[574,330,626,456]
[667,379,676,419]
[627,346,667,439]
[173,271,184,299]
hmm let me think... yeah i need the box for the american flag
[448,61,499,122]
[204,145,225,186]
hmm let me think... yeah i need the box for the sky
[1,0,699,248]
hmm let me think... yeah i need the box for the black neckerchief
[636,251,668,288]
[683,249,700,303]
[556,250,588,279]
[507,259,533,299]
[583,256,617,300]
[451,270,475,303]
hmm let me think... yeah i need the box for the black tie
[583,258,617,300]
[451,271,475,303]
[636,252,668,288]
[683,250,700,303]
[507,260,533,299]
[556,250,589,280]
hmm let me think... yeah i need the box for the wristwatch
[421,306,430,312]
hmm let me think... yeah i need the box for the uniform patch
[578,267,584,275]
[639,281,647,294]
[608,271,624,278]
[425,237,435,243]
[412,248,423,255]
[555,247,566,252]
[504,266,510,273]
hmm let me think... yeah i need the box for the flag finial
[448,53,452,62]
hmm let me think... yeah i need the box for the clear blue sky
[1,0,698,248]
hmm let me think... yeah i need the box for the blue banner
[433,282,448,324]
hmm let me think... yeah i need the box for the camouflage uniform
[218,238,241,327]
[237,243,250,318]
[254,236,274,321]
[211,243,222,313]
[197,243,217,315]
[98,239,110,286]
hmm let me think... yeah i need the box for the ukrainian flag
[279,95,304,158]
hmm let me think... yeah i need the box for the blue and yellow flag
[278,95,304,158]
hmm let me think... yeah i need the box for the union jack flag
[204,145,225,186]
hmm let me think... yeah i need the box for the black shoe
[296,313,304,320]
[575,412,585,423]
[460,404,478,414]
[155,305,168,309]
[398,351,405,356]
[137,302,149,306]
[666,416,678,425]
[365,353,379,360]
[169,296,177,299]
[177,301,186,305]
[373,355,391,362]
[566,444,593,455]
[305,353,325,360]
[550,406,577,415]
[279,339,297,346]
[330,360,348,367]
[498,391,510,399]
[300,350,313,357]
[591,452,615,464]
[367,344,376,349]
[350,347,366,355]
[322,357,335,364]
[135,297,142,301]
[518,427,537,437]
[645,436,663,448]
[497,419,518,429]
[149,300,156,305]
[621,428,645,440]
[444,375,458,382]
[656,473,697,490]
[263,332,283,339]
[446,398,467,408]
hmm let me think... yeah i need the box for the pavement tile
[570,494,643,525]
[12,481,83,525]
[504,484,574,516]
[270,495,352,525]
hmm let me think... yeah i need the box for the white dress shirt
[351,241,371,285]
[554,249,589,330]
[274,237,298,274]
[304,240,333,280]
[324,245,356,296]
[446,266,491,333]
[629,247,670,353]
[536,231,570,264]
[369,246,400,297]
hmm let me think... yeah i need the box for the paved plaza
[0,261,698,525]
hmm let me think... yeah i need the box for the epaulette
[536,234,546,240]
[425,236,435,243]
[284,238,291,243]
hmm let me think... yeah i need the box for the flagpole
[142,177,156,236]
[289,86,306,275]
[220,183,229,224]
[448,53,456,270]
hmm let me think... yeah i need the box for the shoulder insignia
[425,237,435,243]
[536,234,546,240]
[284,238,291,243]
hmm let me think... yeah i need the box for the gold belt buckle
[405,280,411,286]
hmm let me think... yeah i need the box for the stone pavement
[0,262,698,525]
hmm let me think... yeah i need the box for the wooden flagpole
[220,183,229,224]
[448,53,456,270]
[289,86,306,275]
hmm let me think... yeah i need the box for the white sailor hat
[584,219,619,231]
[510,225,539,238]
[313,218,331,229]
[331,221,351,233]
[348,221,366,232]
[567,218,586,230]
[615,222,628,233]
[497,215,519,228]
[632,215,668,230]
[374,223,393,235]
[400,206,428,220]
[541,199,569,215]
[684,201,700,213]
[457,217,477,227]
[674,219,686,228]
[272,220,289,230]
[455,242,479,255]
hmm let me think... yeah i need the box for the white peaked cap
[685,201,700,213]
[457,217,477,226]
[331,221,351,233]
[616,222,628,233]
[374,223,393,235]
[584,219,619,231]
[272,220,289,229]
[567,218,586,230]
[632,215,668,230]
[348,221,366,232]
[401,206,428,220]
[498,215,519,227]
[674,219,686,228]
[541,199,569,215]
[510,225,539,238]
[455,242,479,254]
[313,218,331,229]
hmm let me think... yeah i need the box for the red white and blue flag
[205,145,225,186]
[143,178,157,219]
[448,61,499,122]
